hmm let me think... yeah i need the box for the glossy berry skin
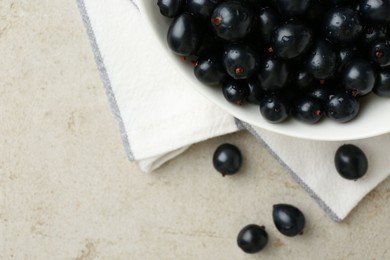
[360,25,388,46]
[369,40,390,68]
[271,21,313,60]
[342,58,376,96]
[308,85,333,105]
[293,96,323,124]
[237,224,268,254]
[187,0,219,21]
[256,7,281,44]
[213,143,242,176]
[157,0,186,18]
[337,46,358,73]
[167,13,202,56]
[373,69,390,97]
[257,55,291,92]
[223,43,260,80]
[260,94,290,123]
[326,92,360,123]
[305,39,337,80]
[323,7,363,46]
[335,144,368,180]
[222,80,249,105]
[194,49,228,85]
[211,1,254,41]
[294,68,315,91]
[246,77,265,105]
[360,0,390,24]
[273,204,305,237]
[274,0,311,17]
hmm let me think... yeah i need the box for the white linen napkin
[76,0,390,221]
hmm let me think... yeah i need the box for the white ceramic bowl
[138,1,390,141]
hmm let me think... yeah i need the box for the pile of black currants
[157,0,390,124]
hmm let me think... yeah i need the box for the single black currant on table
[373,69,390,97]
[223,43,260,80]
[237,224,268,254]
[335,144,368,180]
[222,80,249,105]
[271,21,313,60]
[194,48,228,85]
[213,143,242,176]
[273,204,306,237]
[260,94,290,123]
[167,13,202,56]
[257,55,291,92]
[210,0,255,41]
[342,58,377,96]
[326,92,360,123]
[323,7,364,46]
[157,0,186,18]
[305,39,338,80]
[369,40,390,68]
[293,96,323,124]
[360,0,390,25]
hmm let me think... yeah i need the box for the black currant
[256,7,281,45]
[211,1,255,41]
[194,48,228,85]
[260,94,290,123]
[157,0,186,18]
[373,69,390,97]
[293,96,323,124]
[294,67,315,91]
[222,80,249,105]
[187,0,220,21]
[323,7,364,46]
[273,204,306,237]
[271,21,313,60]
[246,77,265,105]
[237,224,268,254]
[369,40,390,68]
[212,143,242,176]
[305,39,337,80]
[337,46,358,73]
[325,92,360,123]
[167,13,202,56]
[257,55,291,92]
[360,0,390,25]
[335,144,368,180]
[223,43,260,80]
[342,58,377,96]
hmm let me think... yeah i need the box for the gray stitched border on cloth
[76,0,342,222]
[76,0,135,161]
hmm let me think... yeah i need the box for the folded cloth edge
[236,121,342,222]
[76,0,135,162]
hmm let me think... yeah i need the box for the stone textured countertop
[1,0,389,259]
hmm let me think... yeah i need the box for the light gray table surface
[1,0,389,259]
